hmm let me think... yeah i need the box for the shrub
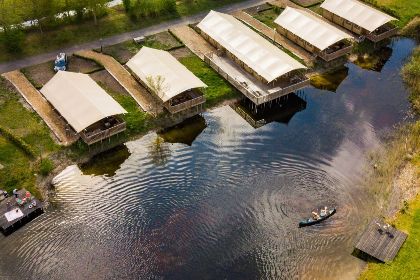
[39,158,54,176]
[130,0,177,19]
[0,125,36,158]
[0,27,25,53]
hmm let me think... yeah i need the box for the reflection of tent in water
[158,115,207,146]
[310,66,349,92]
[354,46,393,72]
[80,145,131,177]
[231,93,307,128]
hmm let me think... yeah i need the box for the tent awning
[40,71,127,133]
[197,11,306,83]
[274,7,352,51]
[126,47,207,102]
[320,0,396,32]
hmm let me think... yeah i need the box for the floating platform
[0,190,44,235]
[355,220,407,262]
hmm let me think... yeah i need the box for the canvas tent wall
[197,10,306,84]
[274,7,352,52]
[126,47,207,103]
[40,71,127,133]
[320,0,396,33]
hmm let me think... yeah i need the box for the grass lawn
[178,54,240,107]
[252,7,283,28]
[359,195,420,280]
[0,78,58,198]
[100,31,184,64]
[0,0,246,63]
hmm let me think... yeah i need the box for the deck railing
[204,54,309,105]
[366,27,398,42]
[166,95,206,114]
[320,45,352,61]
[80,121,126,145]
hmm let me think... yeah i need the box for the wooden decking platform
[355,220,407,262]
[0,190,44,235]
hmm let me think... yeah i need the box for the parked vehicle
[54,53,68,72]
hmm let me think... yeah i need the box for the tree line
[0,0,178,53]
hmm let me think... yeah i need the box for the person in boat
[312,211,320,220]
[320,206,328,217]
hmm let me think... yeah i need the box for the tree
[26,0,57,33]
[86,0,107,25]
[0,0,25,52]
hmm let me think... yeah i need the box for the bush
[130,0,177,19]
[0,125,36,158]
[39,158,54,176]
[0,27,25,53]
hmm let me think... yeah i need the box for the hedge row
[0,125,36,158]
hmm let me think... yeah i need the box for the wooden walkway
[169,26,216,59]
[0,190,44,235]
[75,50,161,115]
[2,71,78,146]
[355,220,408,262]
[232,10,312,64]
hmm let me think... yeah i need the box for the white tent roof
[320,0,396,32]
[40,71,127,133]
[197,10,306,83]
[274,7,352,51]
[126,47,207,102]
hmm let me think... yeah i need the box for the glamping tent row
[41,71,127,145]
[274,7,353,62]
[320,0,397,43]
[197,11,310,106]
[41,47,208,145]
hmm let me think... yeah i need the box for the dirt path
[75,50,161,115]
[232,10,312,64]
[1,71,78,146]
[170,26,216,59]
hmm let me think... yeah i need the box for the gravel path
[1,71,79,146]
[75,50,161,115]
[169,26,216,59]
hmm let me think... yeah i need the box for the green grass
[0,0,246,63]
[359,195,420,280]
[0,78,58,198]
[253,7,282,28]
[402,47,420,113]
[178,55,240,107]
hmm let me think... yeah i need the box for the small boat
[299,207,336,227]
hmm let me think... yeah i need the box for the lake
[0,38,415,280]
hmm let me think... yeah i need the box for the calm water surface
[0,38,415,280]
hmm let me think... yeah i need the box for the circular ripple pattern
[0,38,416,280]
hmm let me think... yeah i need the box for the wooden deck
[0,190,44,235]
[355,220,407,262]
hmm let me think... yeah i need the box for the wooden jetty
[0,190,44,235]
[355,220,407,262]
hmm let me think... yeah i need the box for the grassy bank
[402,47,420,113]
[358,2,420,278]
[0,0,246,63]
[359,195,420,280]
[0,78,58,198]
